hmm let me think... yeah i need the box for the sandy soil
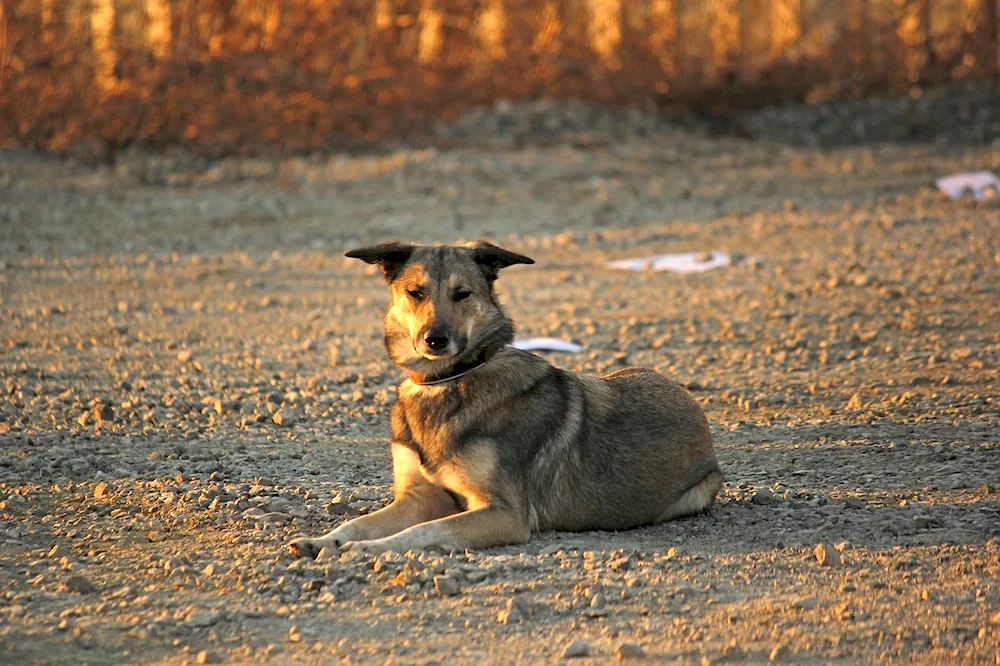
[1,113,999,665]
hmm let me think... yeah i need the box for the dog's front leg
[288,444,457,559]
[346,504,531,555]
[287,484,459,558]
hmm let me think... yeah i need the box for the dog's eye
[406,289,424,302]
[452,289,472,301]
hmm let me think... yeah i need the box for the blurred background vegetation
[1,0,998,155]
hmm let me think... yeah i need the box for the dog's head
[345,240,534,379]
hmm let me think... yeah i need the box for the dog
[288,240,722,558]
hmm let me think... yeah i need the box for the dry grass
[1,0,998,154]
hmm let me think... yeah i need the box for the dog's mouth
[415,343,462,360]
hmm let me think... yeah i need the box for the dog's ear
[345,241,415,281]
[469,240,534,281]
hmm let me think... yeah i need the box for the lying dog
[288,240,722,557]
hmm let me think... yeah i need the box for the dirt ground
[1,106,999,665]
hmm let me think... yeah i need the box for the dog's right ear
[345,241,415,282]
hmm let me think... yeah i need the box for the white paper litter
[607,251,744,274]
[511,338,583,353]
[935,171,1000,201]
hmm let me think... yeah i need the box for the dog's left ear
[345,241,415,282]
[469,240,534,280]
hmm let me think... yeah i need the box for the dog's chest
[394,385,467,470]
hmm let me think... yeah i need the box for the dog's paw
[287,537,325,560]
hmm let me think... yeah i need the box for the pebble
[814,543,841,567]
[990,610,1000,626]
[63,574,97,595]
[2,493,28,511]
[187,609,221,627]
[288,626,303,642]
[497,598,528,624]
[272,409,299,427]
[164,557,189,572]
[326,499,359,516]
[196,650,223,664]
[433,575,460,597]
[769,644,791,662]
[562,639,590,659]
[617,643,645,659]
[176,349,192,362]
[94,482,109,499]
[497,605,523,624]
[202,562,225,577]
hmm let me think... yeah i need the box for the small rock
[272,409,298,427]
[93,482,109,499]
[433,575,460,597]
[62,575,97,595]
[814,543,841,567]
[202,562,226,577]
[562,639,590,659]
[288,626,302,642]
[769,644,791,662]
[94,404,114,422]
[302,579,326,593]
[497,598,528,624]
[990,610,1000,626]
[187,609,221,627]
[47,544,67,559]
[617,643,645,659]
[196,649,223,664]
[326,499,359,516]
[177,349,192,363]
[750,487,773,504]
[164,557,189,572]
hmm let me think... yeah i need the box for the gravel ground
[1,101,1000,665]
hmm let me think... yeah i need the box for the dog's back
[490,356,720,532]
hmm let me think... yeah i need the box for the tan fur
[288,241,722,558]
[420,442,497,512]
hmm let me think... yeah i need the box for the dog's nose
[423,328,451,352]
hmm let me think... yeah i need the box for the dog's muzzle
[417,324,462,358]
